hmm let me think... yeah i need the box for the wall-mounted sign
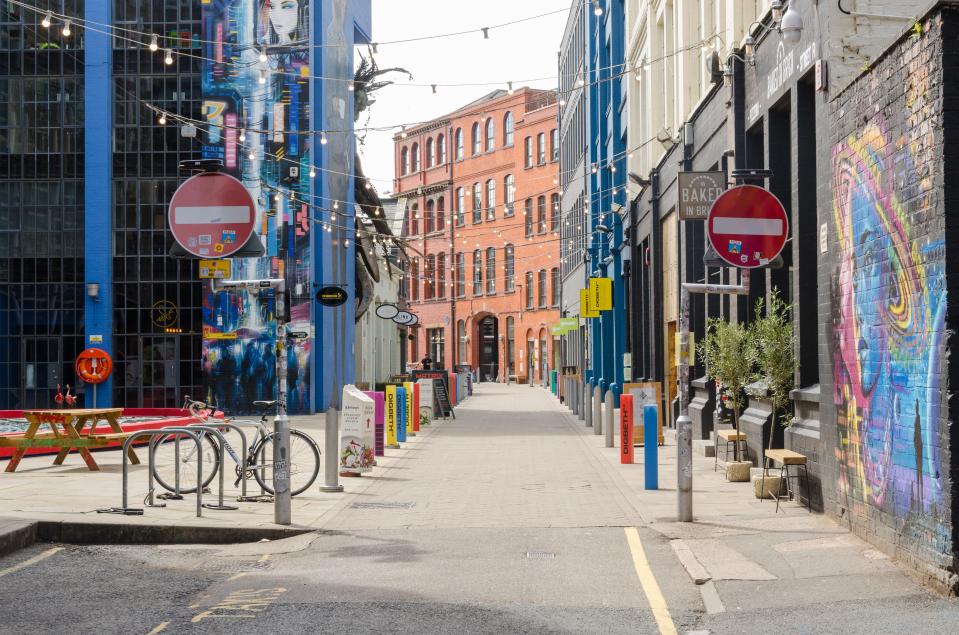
[678,171,726,221]
[706,185,788,269]
[589,277,613,312]
[581,288,599,318]
[560,317,579,333]
[316,286,349,307]
[168,172,256,259]
[199,259,232,279]
[151,300,179,329]
[375,304,399,319]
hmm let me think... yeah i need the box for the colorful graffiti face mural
[831,120,946,531]
[201,0,313,413]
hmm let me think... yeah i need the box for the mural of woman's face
[849,185,888,394]
[269,0,300,43]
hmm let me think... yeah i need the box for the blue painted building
[0,1,370,413]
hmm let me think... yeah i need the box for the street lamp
[741,1,804,66]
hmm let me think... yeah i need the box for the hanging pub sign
[580,288,599,318]
[678,171,726,221]
[316,286,349,307]
[589,277,613,312]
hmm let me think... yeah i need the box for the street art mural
[201,0,313,413]
[831,119,948,550]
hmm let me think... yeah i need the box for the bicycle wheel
[151,432,220,494]
[251,429,320,496]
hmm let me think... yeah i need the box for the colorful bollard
[644,404,658,490]
[396,387,407,443]
[620,394,634,464]
[363,391,386,457]
[412,383,421,432]
[403,382,416,437]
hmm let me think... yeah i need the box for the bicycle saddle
[253,400,278,409]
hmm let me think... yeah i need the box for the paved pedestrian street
[1,384,958,634]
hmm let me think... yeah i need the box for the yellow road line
[228,572,248,581]
[259,554,271,562]
[146,622,169,635]
[0,546,64,580]
[624,527,678,635]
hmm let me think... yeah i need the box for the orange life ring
[75,348,113,384]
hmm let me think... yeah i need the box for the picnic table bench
[0,408,140,473]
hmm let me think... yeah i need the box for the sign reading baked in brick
[678,171,726,220]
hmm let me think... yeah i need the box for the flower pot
[752,473,785,499]
[726,461,752,482]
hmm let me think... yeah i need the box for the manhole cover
[526,551,555,560]
[350,501,416,510]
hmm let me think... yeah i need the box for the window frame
[486,179,496,221]
[471,123,481,155]
[485,247,496,295]
[504,174,515,217]
[504,244,515,292]
[503,111,514,146]
[485,118,495,152]
[473,249,483,295]
[455,128,464,160]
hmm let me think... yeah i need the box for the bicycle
[150,397,321,497]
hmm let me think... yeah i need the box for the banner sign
[417,379,435,423]
[412,382,421,431]
[678,171,726,221]
[339,385,375,474]
[581,288,599,318]
[396,387,408,443]
[363,390,385,457]
[385,385,399,448]
[589,277,613,312]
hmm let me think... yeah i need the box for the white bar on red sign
[174,206,252,224]
[712,218,783,236]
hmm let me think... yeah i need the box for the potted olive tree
[699,317,754,482]
[749,291,797,498]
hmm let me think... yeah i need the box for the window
[473,250,483,294]
[525,272,534,308]
[457,320,467,365]
[472,182,482,223]
[428,328,445,369]
[486,247,496,294]
[471,123,481,155]
[505,244,515,291]
[550,268,559,305]
[503,111,514,146]
[437,196,446,231]
[411,142,420,172]
[410,259,419,301]
[425,199,435,233]
[524,137,533,168]
[537,196,547,233]
[538,270,547,307]
[424,255,436,299]
[504,174,515,216]
[455,252,465,297]
[437,134,446,164]
[437,253,447,299]
[456,188,465,226]
[550,129,559,161]
[506,317,515,374]
[525,198,533,236]
[426,138,434,169]
[550,193,560,231]
[537,133,546,164]
[486,179,496,221]
[409,204,419,235]
[485,118,495,151]
[455,128,464,160]
[401,147,409,175]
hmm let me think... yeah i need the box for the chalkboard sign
[433,378,454,419]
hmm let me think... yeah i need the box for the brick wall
[822,9,957,592]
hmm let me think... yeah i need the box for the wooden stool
[714,428,748,471]
[761,449,811,513]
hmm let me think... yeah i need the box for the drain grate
[526,550,555,560]
[350,501,416,510]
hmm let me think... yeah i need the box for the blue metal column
[607,0,627,402]
[84,2,113,406]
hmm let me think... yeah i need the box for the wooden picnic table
[0,408,140,473]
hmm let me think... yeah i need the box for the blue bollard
[397,387,408,443]
[644,405,658,490]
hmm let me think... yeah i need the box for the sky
[358,0,571,194]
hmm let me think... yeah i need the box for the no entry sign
[168,172,256,259]
[706,185,788,269]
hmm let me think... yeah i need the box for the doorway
[22,337,63,409]
[665,321,677,426]
[140,336,179,408]
[478,316,499,381]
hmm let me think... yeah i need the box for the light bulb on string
[259,47,268,63]
[258,70,267,84]
[320,132,328,145]
[309,168,316,178]
[61,20,72,36]
[149,34,158,52]
[238,129,246,142]
[164,49,173,65]
[158,114,167,125]
[41,12,52,28]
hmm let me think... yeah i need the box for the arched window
[437,134,447,164]
[425,138,434,169]
[456,187,465,226]
[550,268,560,305]
[537,195,547,233]
[504,244,515,291]
[425,199,435,233]
[411,142,420,172]
[538,270,547,307]
[503,111,514,146]
[436,196,446,231]
[409,203,419,235]
[457,319,467,365]
[525,198,533,236]
[410,259,419,301]
[471,123,481,155]
[550,193,560,231]
[401,147,409,175]
[437,253,447,299]
[525,271,534,308]
[504,174,515,216]
[455,128,464,159]
[473,250,483,294]
[424,255,436,299]
[486,247,496,294]
[537,133,546,164]
[486,179,496,220]
[485,118,495,152]
[472,182,482,223]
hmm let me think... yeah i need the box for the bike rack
[188,421,250,498]
[226,418,272,501]
[185,425,239,511]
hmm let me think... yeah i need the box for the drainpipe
[449,124,457,373]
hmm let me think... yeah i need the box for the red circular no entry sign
[168,172,256,259]
[706,185,788,269]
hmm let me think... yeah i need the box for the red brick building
[393,89,560,383]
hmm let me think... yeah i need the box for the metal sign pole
[677,269,750,522]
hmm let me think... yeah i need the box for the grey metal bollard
[585,384,593,427]
[604,390,614,448]
[593,386,603,435]
[273,414,291,524]
[319,408,344,493]
[578,382,585,420]
[677,415,693,522]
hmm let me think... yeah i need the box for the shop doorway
[22,337,63,409]
[478,316,499,381]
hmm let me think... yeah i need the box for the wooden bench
[714,428,748,471]
[761,449,811,513]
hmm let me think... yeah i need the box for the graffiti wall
[829,16,953,578]
[200,0,313,413]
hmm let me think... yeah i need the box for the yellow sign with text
[386,385,398,447]
[674,332,696,366]
[590,277,613,311]
[581,288,599,318]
